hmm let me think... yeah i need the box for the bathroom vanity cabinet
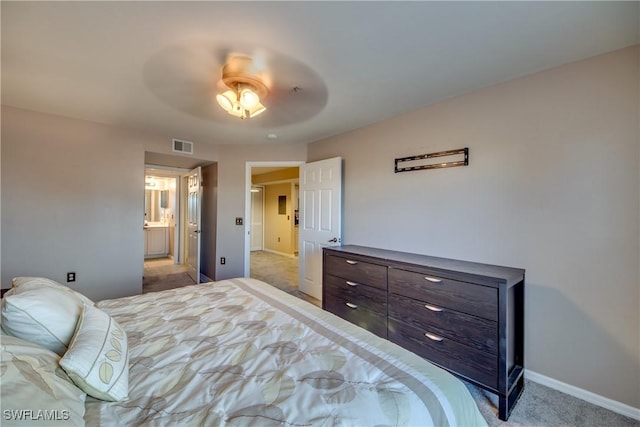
[144,225,169,258]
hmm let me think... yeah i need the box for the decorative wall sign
[395,147,468,173]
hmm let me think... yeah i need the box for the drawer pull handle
[345,302,358,309]
[346,281,358,287]
[424,332,444,342]
[424,276,443,283]
[424,304,443,312]
[345,260,358,265]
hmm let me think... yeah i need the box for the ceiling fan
[215,55,269,119]
[143,41,328,127]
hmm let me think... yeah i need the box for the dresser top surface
[324,245,525,286]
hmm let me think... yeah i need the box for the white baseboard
[525,369,640,421]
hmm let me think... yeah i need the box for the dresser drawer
[325,294,387,339]
[388,318,497,389]
[388,293,497,354]
[324,274,387,315]
[388,268,497,321]
[325,254,387,289]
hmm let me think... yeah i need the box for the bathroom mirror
[145,190,168,222]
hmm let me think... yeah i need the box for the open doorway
[144,168,183,263]
[142,152,217,292]
[143,167,193,292]
[244,161,319,305]
[144,174,178,260]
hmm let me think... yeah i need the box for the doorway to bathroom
[144,171,179,260]
[142,150,217,292]
[143,167,194,292]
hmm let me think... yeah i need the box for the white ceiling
[2,1,638,146]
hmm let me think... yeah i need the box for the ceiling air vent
[172,138,193,154]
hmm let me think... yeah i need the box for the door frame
[243,161,305,277]
[250,185,265,252]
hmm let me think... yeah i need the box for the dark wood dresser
[322,245,525,421]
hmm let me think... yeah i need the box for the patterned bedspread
[86,278,487,426]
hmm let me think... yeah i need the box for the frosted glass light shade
[249,104,266,117]
[216,91,235,112]
[239,88,260,109]
[216,86,266,119]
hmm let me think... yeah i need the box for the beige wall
[1,106,305,296]
[1,107,145,300]
[263,183,295,255]
[253,168,299,185]
[0,106,221,300]
[309,46,640,408]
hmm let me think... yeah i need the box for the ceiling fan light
[239,87,260,109]
[216,91,235,112]
[248,102,266,118]
[216,57,269,119]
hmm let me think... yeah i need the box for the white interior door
[186,167,202,283]
[298,157,342,300]
[250,186,264,251]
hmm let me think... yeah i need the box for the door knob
[328,237,338,243]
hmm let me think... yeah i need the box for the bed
[1,276,488,426]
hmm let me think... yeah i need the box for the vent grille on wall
[172,138,193,154]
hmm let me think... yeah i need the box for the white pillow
[0,335,86,426]
[60,304,129,402]
[12,276,94,306]
[1,287,83,355]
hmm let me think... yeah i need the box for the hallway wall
[263,183,295,255]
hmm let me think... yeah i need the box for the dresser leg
[498,375,525,421]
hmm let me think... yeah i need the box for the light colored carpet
[250,250,320,307]
[142,252,320,306]
[142,254,638,426]
[466,378,638,426]
[143,257,194,293]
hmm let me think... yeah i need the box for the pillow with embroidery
[60,304,129,401]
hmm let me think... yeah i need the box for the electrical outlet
[220,257,226,265]
[66,272,76,282]
[235,217,243,226]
